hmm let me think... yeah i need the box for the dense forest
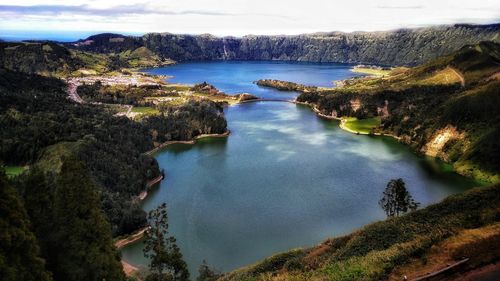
[0,69,227,236]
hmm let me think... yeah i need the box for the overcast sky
[1,0,499,38]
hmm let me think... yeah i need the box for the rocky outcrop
[236,93,259,102]
[69,24,500,66]
[421,125,464,159]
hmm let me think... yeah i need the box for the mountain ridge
[68,23,500,66]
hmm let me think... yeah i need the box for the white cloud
[0,0,498,37]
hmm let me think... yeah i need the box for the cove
[122,61,481,275]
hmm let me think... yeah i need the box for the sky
[0,0,499,41]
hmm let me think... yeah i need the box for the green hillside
[297,42,500,183]
[220,184,500,281]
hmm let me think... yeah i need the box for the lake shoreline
[120,130,232,274]
[295,101,402,139]
[144,130,231,156]
[115,227,149,276]
[139,130,231,200]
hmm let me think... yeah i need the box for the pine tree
[143,203,189,281]
[0,171,53,281]
[51,158,126,281]
[20,158,126,281]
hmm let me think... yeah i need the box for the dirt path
[66,80,84,103]
[452,262,500,281]
[115,227,149,249]
[449,66,465,87]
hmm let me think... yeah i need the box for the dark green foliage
[379,179,420,217]
[197,260,222,281]
[54,158,126,281]
[0,70,157,235]
[144,101,227,142]
[77,82,157,105]
[143,203,189,281]
[72,33,142,54]
[0,42,81,74]
[255,79,317,92]
[19,160,126,281]
[0,171,53,281]
[0,70,227,235]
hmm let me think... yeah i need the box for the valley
[0,23,499,281]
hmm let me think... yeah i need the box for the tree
[197,260,222,281]
[143,203,189,281]
[51,158,126,281]
[20,159,126,281]
[379,178,420,217]
[0,171,53,281]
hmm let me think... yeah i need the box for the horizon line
[1,22,499,42]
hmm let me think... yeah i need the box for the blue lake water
[121,61,480,275]
[144,61,364,100]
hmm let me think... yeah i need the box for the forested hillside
[0,69,227,235]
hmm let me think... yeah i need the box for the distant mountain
[0,41,79,74]
[68,24,500,66]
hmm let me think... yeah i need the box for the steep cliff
[70,24,499,66]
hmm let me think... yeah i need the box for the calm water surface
[122,61,480,274]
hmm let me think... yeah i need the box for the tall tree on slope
[143,203,189,281]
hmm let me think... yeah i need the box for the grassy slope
[220,184,500,281]
[131,106,160,115]
[5,165,25,177]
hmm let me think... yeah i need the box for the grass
[131,107,160,115]
[352,67,391,77]
[5,166,26,178]
[343,117,381,134]
[192,92,240,105]
[417,67,462,85]
[388,223,500,280]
